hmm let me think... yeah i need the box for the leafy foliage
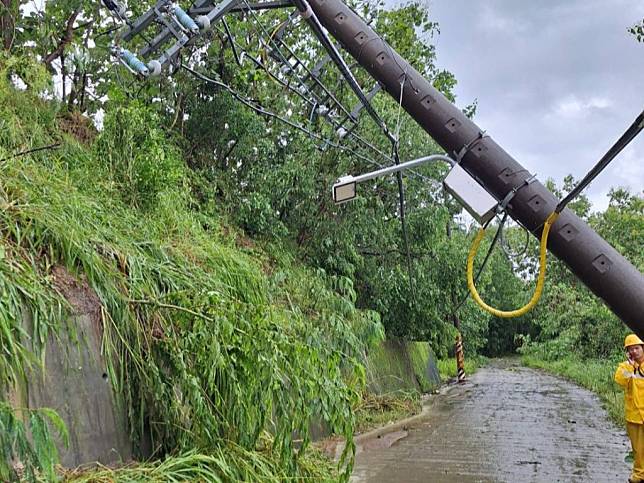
[0,58,381,480]
[0,403,69,482]
[94,103,185,208]
[630,19,644,42]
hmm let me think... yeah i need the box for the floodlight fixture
[332,176,357,203]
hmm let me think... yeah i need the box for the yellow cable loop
[467,211,560,318]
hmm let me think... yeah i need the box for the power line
[181,64,395,169]
[207,19,441,185]
[556,108,644,213]
[243,1,356,121]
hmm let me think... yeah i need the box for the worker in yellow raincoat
[615,334,644,483]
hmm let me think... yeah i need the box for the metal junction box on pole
[443,165,497,225]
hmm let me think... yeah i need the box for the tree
[1,0,19,51]
[172,0,481,351]
[8,0,509,355]
[630,19,644,42]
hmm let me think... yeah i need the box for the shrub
[94,102,185,209]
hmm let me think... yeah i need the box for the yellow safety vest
[615,361,644,424]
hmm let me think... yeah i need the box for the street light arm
[349,154,454,184]
[332,154,455,203]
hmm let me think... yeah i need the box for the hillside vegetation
[0,58,380,481]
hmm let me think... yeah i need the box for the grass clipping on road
[354,391,422,434]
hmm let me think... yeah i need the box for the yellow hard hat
[625,334,644,348]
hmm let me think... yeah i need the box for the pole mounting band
[453,131,487,164]
[497,173,537,213]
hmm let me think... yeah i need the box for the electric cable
[222,18,243,66]
[220,24,347,130]
[243,1,356,121]
[182,64,438,294]
[181,63,396,170]
[499,220,530,260]
[183,54,435,184]
[390,76,415,295]
[556,108,644,213]
[467,211,559,318]
[0,143,61,165]
[452,212,506,314]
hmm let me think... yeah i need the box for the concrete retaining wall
[17,267,132,467]
[365,339,441,395]
[10,267,439,465]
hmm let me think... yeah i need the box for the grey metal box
[443,165,498,225]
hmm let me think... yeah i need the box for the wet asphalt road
[352,359,630,482]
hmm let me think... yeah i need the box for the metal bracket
[496,173,538,213]
[292,0,392,141]
[349,83,381,120]
[117,0,244,76]
[452,131,487,164]
[192,0,294,14]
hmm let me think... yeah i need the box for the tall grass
[63,445,336,482]
[436,356,487,382]
[0,403,68,482]
[0,57,382,481]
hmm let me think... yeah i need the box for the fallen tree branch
[0,143,61,164]
[128,298,248,334]
[128,299,215,322]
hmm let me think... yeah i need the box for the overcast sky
[428,0,644,211]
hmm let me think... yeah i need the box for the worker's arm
[615,361,636,388]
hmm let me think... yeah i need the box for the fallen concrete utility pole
[305,0,644,333]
